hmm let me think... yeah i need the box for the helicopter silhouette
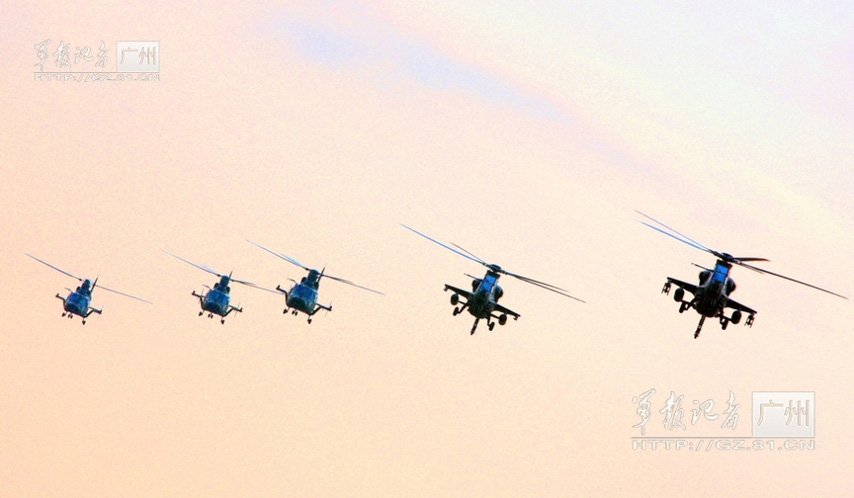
[247,240,384,323]
[401,224,584,335]
[636,210,848,339]
[164,250,274,324]
[27,253,152,324]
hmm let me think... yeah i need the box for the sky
[1,1,853,496]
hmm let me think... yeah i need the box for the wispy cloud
[252,4,566,121]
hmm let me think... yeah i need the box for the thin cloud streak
[253,5,568,121]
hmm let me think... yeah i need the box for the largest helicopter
[401,224,584,335]
[27,253,152,323]
[636,211,848,338]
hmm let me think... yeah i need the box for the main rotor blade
[400,224,485,266]
[635,210,715,254]
[638,220,713,254]
[512,275,586,303]
[163,250,223,278]
[230,278,281,294]
[501,270,569,292]
[728,256,771,275]
[450,243,487,265]
[738,262,848,300]
[502,269,570,293]
[323,273,385,295]
[97,284,153,304]
[247,240,310,271]
[26,253,83,282]
[503,271,585,303]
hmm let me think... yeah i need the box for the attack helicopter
[401,224,584,335]
[164,250,275,324]
[247,240,384,323]
[27,253,152,324]
[636,210,848,339]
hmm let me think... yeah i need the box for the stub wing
[667,277,699,296]
[723,297,756,315]
[444,284,473,302]
[444,284,521,320]
[493,303,520,320]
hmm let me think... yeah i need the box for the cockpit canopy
[291,284,317,301]
[207,290,229,307]
[480,274,498,293]
[711,264,729,285]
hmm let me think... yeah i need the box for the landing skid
[198,310,232,324]
[694,316,705,339]
[469,317,497,335]
[694,315,706,339]
[282,307,318,324]
[454,304,503,335]
[453,303,468,316]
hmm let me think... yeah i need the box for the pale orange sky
[1,2,852,497]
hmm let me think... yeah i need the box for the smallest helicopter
[164,250,274,324]
[248,240,384,323]
[27,253,152,324]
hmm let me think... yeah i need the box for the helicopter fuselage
[62,290,91,316]
[284,282,319,314]
[464,272,502,318]
[663,259,756,338]
[693,261,733,317]
[445,270,518,334]
[201,288,231,315]
[54,279,103,323]
[191,275,243,322]
[275,269,330,323]
[57,280,97,316]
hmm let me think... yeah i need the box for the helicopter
[163,250,274,324]
[247,240,384,323]
[401,224,584,335]
[26,253,152,324]
[636,210,848,339]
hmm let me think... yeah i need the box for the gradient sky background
[2,1,853,496]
